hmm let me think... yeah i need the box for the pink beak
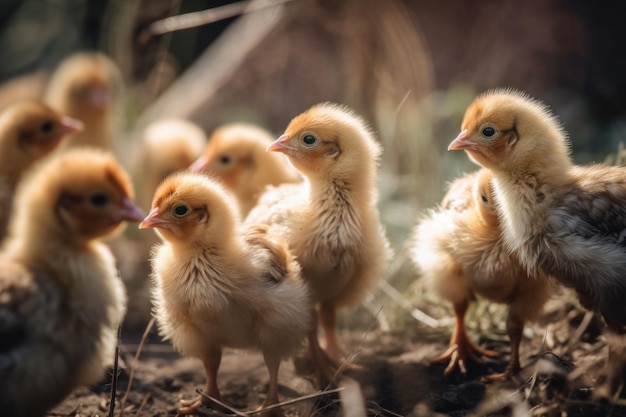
[114,197,145,222]
[139,207,168,229]
[448,129,479,151]
[189,155,209,172]
[60,117,85,135]
[266,134,290,153]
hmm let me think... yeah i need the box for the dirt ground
[48,288,626,417]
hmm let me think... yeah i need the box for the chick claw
[430,340,499,377]
[177,396,205,415]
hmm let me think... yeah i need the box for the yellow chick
[190,123,301,217]
[139,172,310,416]
[0,149,143,417]
[43,52,123,152]
[245,103,391,378]
[0,101,84,240]
[410,168,552,379]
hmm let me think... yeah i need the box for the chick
[43,52,123,152]
[190,123,301,217]
[139,172,310,415]
[448,88,626,332]
[245,103,391,375]
[0,149,143,417]
[410,168,552,378]
[0,101,84,240]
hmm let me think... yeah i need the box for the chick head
[143,119,205,177]
[139,172,238,244]
[448,89,569,173]
[14,148,143,244]
[0,101,83,176]
[472,168,498,226]
[267,103,382,183]
[190,123,274,189]
[45,52,122,121]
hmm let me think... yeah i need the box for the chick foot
[430,300,498,377]
[482,364,520,382]
[254,403,285,417]
[177,396,205,416]
[430,337,498,377]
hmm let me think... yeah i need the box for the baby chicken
[245,103,391,375]
[0,149,143,417]
[410,168,552,379]
[0,101,84,240]
[190,123,301,217]
[448,89,626,332]
[44,52,123,153]
[139,172,310,415]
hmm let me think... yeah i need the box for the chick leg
[430,298,498,377]
[178,346,222,415]
[308,307,339,388]
[484,310,523,381]
[319,302,346,363]
[256,352,284,417]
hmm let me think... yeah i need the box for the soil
[49,291,626,417]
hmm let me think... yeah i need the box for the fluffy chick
[190,123,301,217]
[0,101,84,240]
[448,88,626,332]
[410,168,552,379]
[0,149,143,417]
[44,52,123,152]
[140,172,310,415]
[246,103,391,377]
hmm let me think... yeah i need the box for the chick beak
[448,129,479,151]
[115,197,145,222]
[59,117,85,135]
[139,207,166,229]
[189,155,209,172]
[266,134,291,153]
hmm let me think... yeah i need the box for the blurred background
[1,0,626,322]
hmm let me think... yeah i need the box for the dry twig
[119,317,156,417]
[143,0,295,40]
[196,387,345,416]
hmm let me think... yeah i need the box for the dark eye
[40,121,54,134]
[219,155,232,165]
[481,125,498,139]
[89,193,108,206]
[173,204,190,217]
[481,193,489,204]
[302,134,318,146]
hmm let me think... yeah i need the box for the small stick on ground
[119,317,156,417]
[108,323,123,417]
[195,387,345,416]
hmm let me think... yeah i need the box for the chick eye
[40,121,54,134]
[219,155,232,166]
[481,125,498,139]
[173,204,190,218]
[301,134,318,147]
[481,193,489,204]
[89,193,108,207]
